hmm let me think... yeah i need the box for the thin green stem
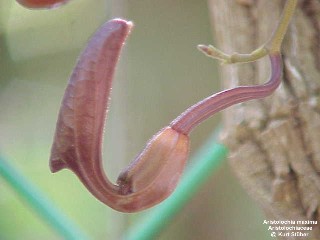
[198,0,297,63]
[266,0,297,53]
[197,45,268,64]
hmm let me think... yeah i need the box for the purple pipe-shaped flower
[50,19,282,212]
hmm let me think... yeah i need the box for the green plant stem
[0,154,89,240]
[123,129,228,240]
[198,0,297,63]
[266,0,297,53]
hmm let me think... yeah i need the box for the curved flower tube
[49,18,282,212]
[50,19,189,212]
[170,54,282,134]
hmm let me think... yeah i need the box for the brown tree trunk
[209,0,320,239]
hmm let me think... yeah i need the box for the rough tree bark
[209,0,320,239]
